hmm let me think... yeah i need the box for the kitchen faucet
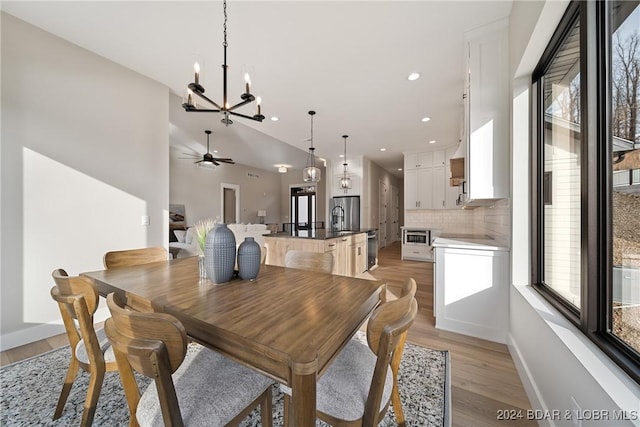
[331,205,345,232]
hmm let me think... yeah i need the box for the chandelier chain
[310,114,314,149]
[223,0,228,48]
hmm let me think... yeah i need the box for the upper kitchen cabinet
[463,19,509,202]
[404,149,447,210]
[404,150,445,170]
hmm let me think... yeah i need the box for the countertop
[432,234,509,251]
[267,229,373,240]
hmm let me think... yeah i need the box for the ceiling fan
[181,130,234,167]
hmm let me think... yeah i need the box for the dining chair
[282,277,418,427]
[389,277,417,427]
[284,250,333,274]
[50,269,119,427]
[104,292,274,427]
[103,246,168,269]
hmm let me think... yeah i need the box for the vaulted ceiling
[2,1,513,177]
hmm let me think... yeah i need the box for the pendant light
[339,135,352,192]
[303,111,321,182]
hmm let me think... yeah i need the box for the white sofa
[170,224,271,259]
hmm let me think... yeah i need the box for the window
[532,1,640,382]
[610,1,640,356]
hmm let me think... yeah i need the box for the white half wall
[1,13,169,350]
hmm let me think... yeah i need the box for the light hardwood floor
[0,241,535,426]
[370,242,536,427]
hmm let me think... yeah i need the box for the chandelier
[182,0,265,126]
[339,135,352,192]
[303,111,321,183]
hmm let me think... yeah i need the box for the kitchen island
[264,229,372,277]
[432,234,510,343]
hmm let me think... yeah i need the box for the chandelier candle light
[303,110,321,183]
[182,0,265,126]
[339,135,352,192]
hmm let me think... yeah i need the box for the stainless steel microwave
[403,229,430,245]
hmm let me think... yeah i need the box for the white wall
[508,2,640,425]
[0,13,170,350]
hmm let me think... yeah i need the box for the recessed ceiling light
[407,72,420,81]
[213,149,219,153]
[421,117,431,122]
[380,148,387,152]
[270,116,279,121]
[398,168,403,171]
[429,140,436,144]
[277,166,287,173]
[339,154,344,158]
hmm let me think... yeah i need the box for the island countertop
[432,234,509,251]
[267,229,374,240]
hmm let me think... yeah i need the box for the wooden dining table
[81,256,385,426]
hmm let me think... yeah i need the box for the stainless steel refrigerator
[329,196,360,231]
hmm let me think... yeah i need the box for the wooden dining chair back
[283,276,418,427]
[357,278,417,426]
[103,246,168,269]
[377,277,417,427]
[105,292,274,427]
[284,250,333,274]
[50,269,119,427]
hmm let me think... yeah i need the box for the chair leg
[53,357,80,419]
[260,386,273,427]
[283,393,290,427]
[391,333,408,427]
[80,367,105,427]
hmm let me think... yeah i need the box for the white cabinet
[434,245,509,343]
[404,151,442,170]
[404,150,446,210]
[464,19,509,202]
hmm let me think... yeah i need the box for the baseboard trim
[0,306,111,352]
[507,332,554,427]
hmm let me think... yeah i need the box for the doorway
[379,180,388,248]
[290,185,316,233]
[221,183,240,224]
[391,185,400,243]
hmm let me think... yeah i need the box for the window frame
[531,0,640,384]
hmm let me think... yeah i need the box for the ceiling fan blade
[181,153,200,157]
[216,159,235,164]
[194,159,204,164]
[211,159,220,166]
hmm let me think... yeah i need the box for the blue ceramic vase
[237,237,261,280]
[204,223,236,284]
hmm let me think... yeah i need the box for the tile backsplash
[404,199,510,245]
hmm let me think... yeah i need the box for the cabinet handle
[328,243,336,247]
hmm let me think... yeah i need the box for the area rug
[0,332,450,426]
